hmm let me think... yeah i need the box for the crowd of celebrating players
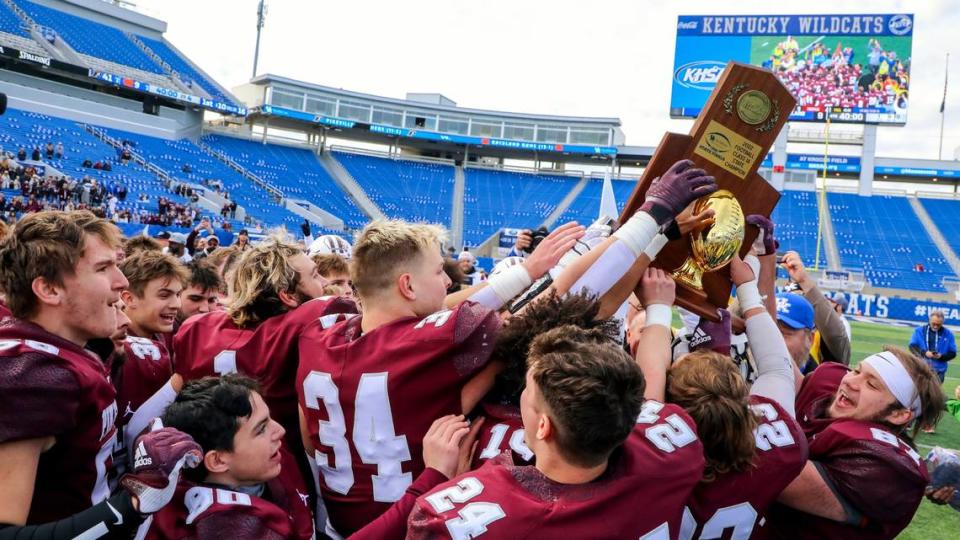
[0,158,950,539]
[764,37,910,111]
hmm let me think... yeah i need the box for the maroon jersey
[0,320,118,523]
[472,403,533,470]
[407,401,704,540]
[142,445,314,539]
[769,362,928,539]
[174,296,357,440]
[682,396,807,540]
[297,302,500,536]
[117,333,173,427]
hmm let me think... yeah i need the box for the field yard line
[917,442,960,453]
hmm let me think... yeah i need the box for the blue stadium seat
[102,128,301,230]
[919,197,960,263]
[555,176,636,226]
[462,168,579,247]
[829,192,951,292]
[0,2,30,37]
[201,135,369,230]
[139,37,235,105]
[0,108,207,220]
[772,190,828,269]
[18,1,163,74]
[333,151,454,226]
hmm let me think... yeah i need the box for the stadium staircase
[123,32,199,97]
[82,124,223,216]
[317,151,386,221]
[907,196,960,277]
[450,165,466,249]
[817,191,843,271]
[542,176,589,229]
[1,0,82,65]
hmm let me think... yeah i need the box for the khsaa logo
[888,14,912,36]
[674,61,726,90]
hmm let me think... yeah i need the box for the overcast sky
[129,0,958,160]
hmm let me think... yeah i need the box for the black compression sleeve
[0,492,144,540]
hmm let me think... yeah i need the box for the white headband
[861,352,922,417]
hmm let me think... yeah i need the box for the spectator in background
[780,251,851,367]
[457,249,483,285]
[910,310,956,384]
[55,142,63,159]
[234,229,250,251]
[30,147,40,161]
[44,142,54,159]
[17,147,26,161]
[828,290,851,338]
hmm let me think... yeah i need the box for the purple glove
[120,426,203,513]
[746,214,778,256]
[640,160,718,226]
[688,309,732,356]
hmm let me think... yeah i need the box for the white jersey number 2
[302,371,412,502]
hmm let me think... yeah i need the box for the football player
[297,219,581,536]
[471,292,620,469]
[406,325,705,539]
[636,259,807,540]
[139,375,315,539]
[770,344,945,538]
[116,251,188,434]
[178,260,222,323]
[0,210,197,537]
[174,237,356,449]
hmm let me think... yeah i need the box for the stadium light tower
[252,0,267,78]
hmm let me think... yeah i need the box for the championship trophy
[619,62,797,321]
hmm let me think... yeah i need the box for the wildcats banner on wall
[672,13,913,125]
[835,291,960,325]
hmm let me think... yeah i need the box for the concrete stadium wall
[0,69,203,139]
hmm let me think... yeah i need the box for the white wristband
[488,264,533,304]
[744,254,761,280]
[642,234,669,261]
[643,304,673,328]
[612,211,659,257]
[737,281,763,312]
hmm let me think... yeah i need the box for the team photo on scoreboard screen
[672,13,913,125]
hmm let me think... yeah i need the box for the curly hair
[489,292,621,406]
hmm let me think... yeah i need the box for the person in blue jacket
[910,310,956,383]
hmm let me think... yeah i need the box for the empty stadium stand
[201,135,368,230]
[462,168,580,246]
[555,176,636,226]
[332,151,454,227]
[829,192,951,292]
[772,190,828,269]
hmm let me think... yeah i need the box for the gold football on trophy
[672,189,745,290]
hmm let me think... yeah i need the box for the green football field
[846,319,960,539]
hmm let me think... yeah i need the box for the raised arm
[733,254,798,417]
[634,268,677,402]
[551,160,718,314]
[444,222,585,310]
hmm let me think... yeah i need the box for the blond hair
[0,210,122,318]
[120,250,190,298]
[351,220,447,300]
[227,237,303,328]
